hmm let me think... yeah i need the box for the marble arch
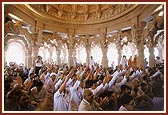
[4,34,31,67]
[4,3,165,68]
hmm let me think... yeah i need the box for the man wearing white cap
[45,72,56,110]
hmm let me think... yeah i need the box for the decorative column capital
[67,34,75,49]
[85,35,92,49]
[143,20,160,48]
[115,41,123,50]
[31,32,39,46]
[100,33,108,48]
[131,24,144,46]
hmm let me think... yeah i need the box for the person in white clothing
[108,65,122,90]
[115,71,129,88]
[73,57,78,67]
[120,55,128,69]
[45,73,56,110]
[53,68,75,111]
[69,79,82,111]
[39,68,47,86]
[90,56,95,68]
[35,56,43,75]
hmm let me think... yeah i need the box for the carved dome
[29,4,138,24]
[4,3,163,40]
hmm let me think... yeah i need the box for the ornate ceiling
[5,4,161,35]
[4,3,164,48]
[29,4,138,24]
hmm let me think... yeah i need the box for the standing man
[73,57,78,67]
[120,55,128,69]
[144,58,148,68]
[90,56,95,68]
[155,56,162,67]
[35,56,43,76]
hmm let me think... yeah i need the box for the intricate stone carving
[57,10,63,17]
[100,33,108,48]
[131,24,138,39]
[4,21,13,36]
[10,20,22,34]
[148,20,158,35]
[143,20,159,48]
[84,35,92,48]
[108,5,115,15]
[30,4,136,23]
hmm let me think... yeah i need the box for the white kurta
[53,90,68,111]
[90,59,94,68]
[78,99,94,111]
[69,80,82,111]
[119,105,128,111]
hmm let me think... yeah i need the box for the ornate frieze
[29,4,138,24]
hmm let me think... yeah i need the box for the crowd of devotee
[3,55,164,111]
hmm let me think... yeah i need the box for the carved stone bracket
[84,35,92,49]
[100,33,108,48]
[143,20,160,48]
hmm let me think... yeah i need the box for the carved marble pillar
[146,22,159,67]
[116,43,123,65]
[77,49,80,63]
[24,50,28,68]
[68,47,76,67]
[148,46,155,67]
[62,48,67,63]
[31,33,39,67]
[68,47,74,67]
[157,40,164,60]
[72,48,77,66]
[85,35,92,66]
[101,46,108,68]
[38,28,43,44]
[148,44,155,68]
[27,49,32,68]
[31,32,38,45]
[31,45,39,67]
[49,48,53,64]
[100,33,108,68]
[157,47,163,60]
[86,46,91,66]
[136,43,145,68]
[73,48,76,59]
[56,48,61,65]
[131,21,146,68]
[4,46,8,65]
[67,34,74,67]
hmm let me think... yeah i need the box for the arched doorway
[6,41,25,66]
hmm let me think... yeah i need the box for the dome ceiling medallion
[30,4,138,24]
